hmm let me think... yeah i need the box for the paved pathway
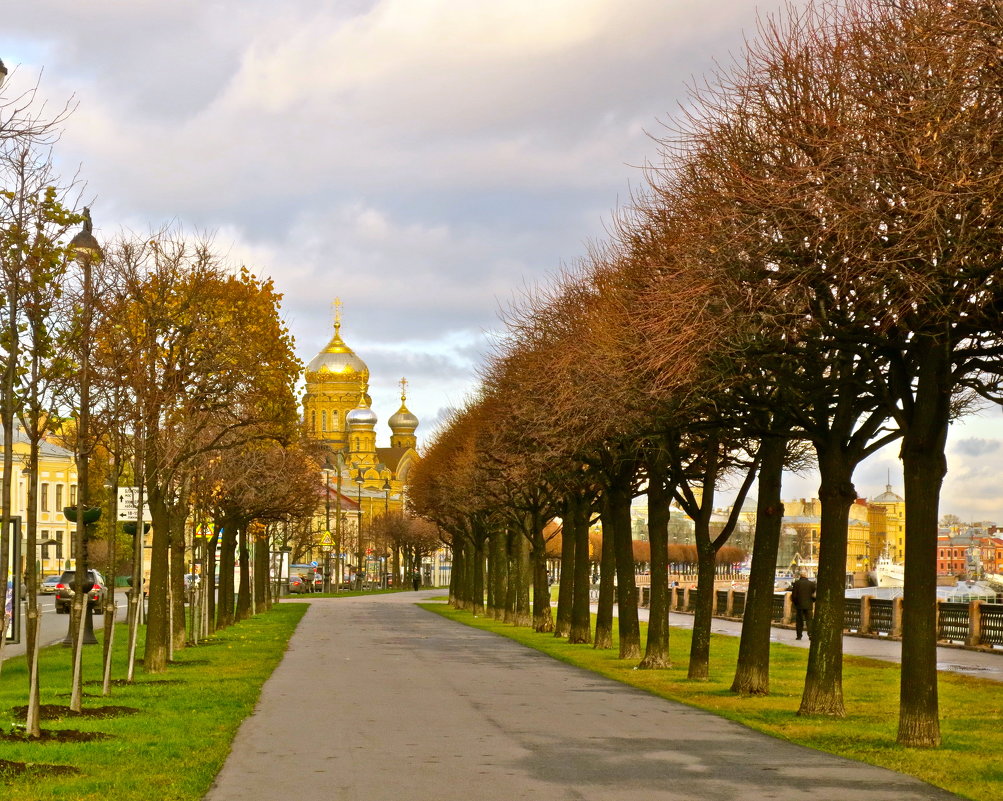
[652,608,1003,682]
[205,592,965,801]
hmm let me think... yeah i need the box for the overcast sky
[4,0,1003,522]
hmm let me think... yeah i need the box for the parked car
[288,574,309,594]
[40,575,61,594]
[289,564,317,593]
[312,572,324,591]
[54,569,106,614]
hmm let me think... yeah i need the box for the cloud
[950,438,1002,458]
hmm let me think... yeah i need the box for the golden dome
[389,379,419,432]
[305,320,370,385]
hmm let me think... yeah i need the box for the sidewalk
[628,606,1003,683]
[204,592,964,801]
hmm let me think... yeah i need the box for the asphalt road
[3,593,129,658]
[204,592,963,801]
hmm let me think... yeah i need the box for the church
[302,302,419,518]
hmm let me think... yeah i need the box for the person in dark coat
[790,572,816,640]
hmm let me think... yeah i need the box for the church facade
[302,306,419,514]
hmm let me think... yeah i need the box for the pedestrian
[412,571,421,591]
[789,571,816,640]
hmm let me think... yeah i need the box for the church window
[322,410,328,432]
[311,410,316,431]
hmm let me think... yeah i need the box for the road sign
[310,560,318,567]
[115,486,152,523]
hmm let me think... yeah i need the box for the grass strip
[423,604,1003,801]
[0,602,306,800]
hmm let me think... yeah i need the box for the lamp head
[69,207,103,261]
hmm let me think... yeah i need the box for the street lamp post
[322,456,334,593]
[335,450,345,593]
[355,470,364,590]
[382,478,391,588]
[66,210,102,667]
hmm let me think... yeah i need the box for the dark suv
[54,569,106,614]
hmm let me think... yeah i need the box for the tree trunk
[554,496,576,638]
[594,501,615,650]
[448,537,461,608]
[24,449,42,734]
[217,516,237,629]
[897,344,950,747]
[504,529,517,623]
[569,494,592,644]
[126,456,147,682]
[798,446,856,717]
[687,536,718,680]
[206,526,220,633]
[489,529,507,619]
[485,532,496,613]
[25,614,41,737]
[472,530,486,616]
[732,435,786,694]
[514,532,532,627]
[531,511,555,633]
[144,486,171,673]
[254,533,269,613]
[640,457,672,669]
[609,475,640,659]
[236,522,251,621]
[170,515,187,649]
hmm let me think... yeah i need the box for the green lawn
[0,603,306,800]
[424,604,1003,801]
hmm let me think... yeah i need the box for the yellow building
[847,499,871,580]
[781,497,871,579]
[7,427,79,577]
[868,484,906,564]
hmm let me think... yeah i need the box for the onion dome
[347,393,378,429]
[388,379,419,433]
[305,317,369,385]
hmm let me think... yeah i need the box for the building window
[311,410,317,431]
[41,530,50,558]
[55,537,63,560]
[70,484,77,506]
[40,483,49,512]
[322,410,328,432]
[70,538,76,558]
[55,484,63,511]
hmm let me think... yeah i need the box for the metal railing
[635,585,1003,649]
